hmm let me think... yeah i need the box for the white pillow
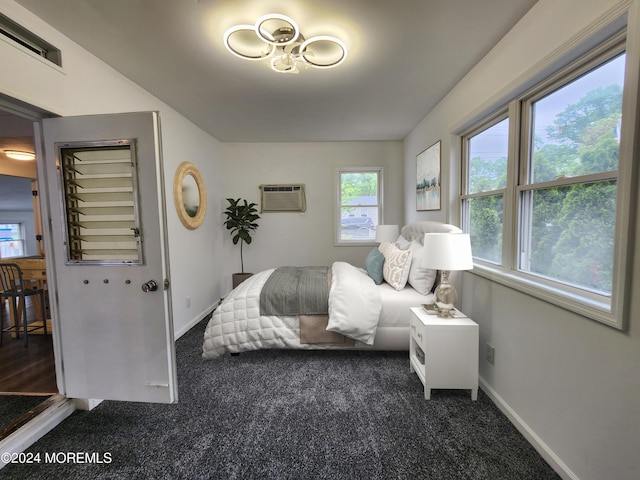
[380,241,412,290]
[396,237,437,295]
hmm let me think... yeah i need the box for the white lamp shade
[422,233,473,271]
[375,225,399,243]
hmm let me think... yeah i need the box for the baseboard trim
[174,302,218,340]
[0,394,75,470]
[479,377,579,480]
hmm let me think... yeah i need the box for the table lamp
[422,233,473,317]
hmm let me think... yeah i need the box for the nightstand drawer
[410,313,426,343]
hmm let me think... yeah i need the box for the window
[0,223,25,258]
[519,53,624,295]
[58,141,143,265]
[462,117,509,264]
[460,33,634,329]
[337,168,382,244]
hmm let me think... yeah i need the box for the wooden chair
[0,263,48,347]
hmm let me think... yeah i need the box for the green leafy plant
[223,198,260,274]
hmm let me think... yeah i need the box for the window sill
[335,240,377,247]
[468,263,624,330]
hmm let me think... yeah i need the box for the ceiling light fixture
[223,13,347,74]
[3,150,35,161]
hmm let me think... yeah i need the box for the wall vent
[259,184,306,212]
[0,13,62,66]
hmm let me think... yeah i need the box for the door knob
[141,279,158,292]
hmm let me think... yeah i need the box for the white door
[39,112,177,403]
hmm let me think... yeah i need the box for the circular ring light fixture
[223,24,275,60]
[255,14,300,46]
[300,36,347,69]
[223,14,347,74]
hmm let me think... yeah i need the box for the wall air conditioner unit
[259,184,306,212]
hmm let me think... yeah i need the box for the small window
[337,168,382,244]
[57,140,143,265]
[0,223,25,258]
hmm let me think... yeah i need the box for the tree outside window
[460,32,633,328]
[462,117,509,264]
[521,53,624,295]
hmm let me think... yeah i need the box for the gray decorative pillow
[365,247,385,285]
[381,242,412,290]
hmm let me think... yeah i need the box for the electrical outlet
[486,343,495,365]
[186,296,191,308]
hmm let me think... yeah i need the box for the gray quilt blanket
[259,266,329,316]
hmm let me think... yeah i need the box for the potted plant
[223,198,260,288]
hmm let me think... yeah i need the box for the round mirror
[174,162,206,229]
[182,174,199,218]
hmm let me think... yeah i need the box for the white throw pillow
[396,237,437,295]
[381,242,412,290]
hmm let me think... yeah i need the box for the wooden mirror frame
[173,162,206,230]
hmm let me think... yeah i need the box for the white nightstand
[409,306,479,400]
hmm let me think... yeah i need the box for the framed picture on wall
[416,140,441,211]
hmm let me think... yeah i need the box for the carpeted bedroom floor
[0,318,560,479]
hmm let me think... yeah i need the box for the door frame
[0,94,64,393]
[0,96,76,466]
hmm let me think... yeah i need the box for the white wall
[0,1,226,336]
[404,1,640,479]
[220,141,403,292]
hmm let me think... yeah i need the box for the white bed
[371,281,435,350]
[202,221,462,359]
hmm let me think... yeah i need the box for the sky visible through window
[470,54,626,161]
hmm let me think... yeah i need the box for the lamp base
[434,270,457,318]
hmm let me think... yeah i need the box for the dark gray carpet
[0,319,560,479]
[0,396,47,430]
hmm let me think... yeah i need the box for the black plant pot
[232,273,253,289]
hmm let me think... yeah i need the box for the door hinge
[32,189,38,196]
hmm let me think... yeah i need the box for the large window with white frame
[336,168,382,244]
[519,49,624,297]
[461,31,634,329]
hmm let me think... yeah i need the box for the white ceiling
[13,0,538,143]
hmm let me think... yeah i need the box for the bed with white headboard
[202,221,462,359]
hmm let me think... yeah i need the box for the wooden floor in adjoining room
[0,298,57,395]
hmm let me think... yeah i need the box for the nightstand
[409,306,479,400]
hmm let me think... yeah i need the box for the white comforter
[202,261,382,359]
